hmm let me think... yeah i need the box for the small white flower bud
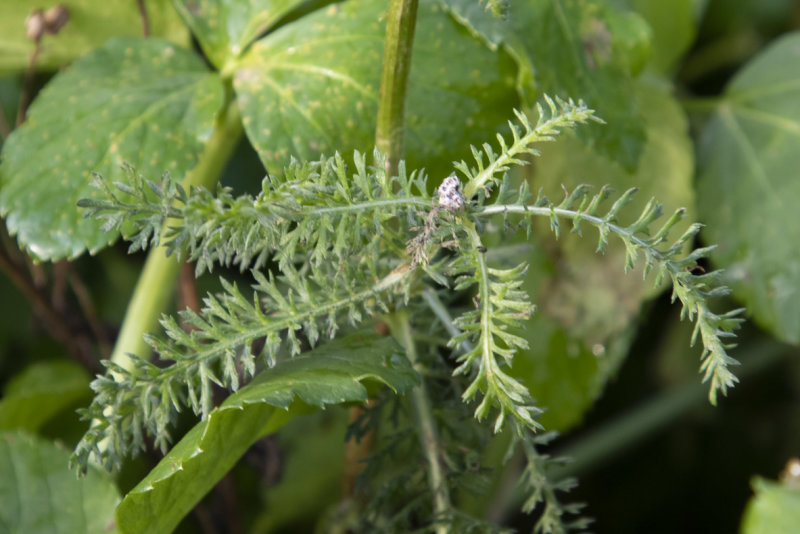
[43,4,70,35]
[437,175,465,212]
[25,9,45,42]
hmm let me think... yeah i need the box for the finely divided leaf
[114,332,417,534]
[697,32,800,344]
[516,82,696,430]
[0,37,224,260]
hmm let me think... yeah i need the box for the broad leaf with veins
[114,332,418,534]
[697,32,800,344]
[233,0,519,178]
[0,37,224,260]
[173,0,307,69]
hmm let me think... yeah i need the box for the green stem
[375,0,419,177]
[677,30,760,85]
[110,94,243,370]
[680,96,723,114]
[551,340,791,481]
[386,310,452,533]
[422,288,463,340]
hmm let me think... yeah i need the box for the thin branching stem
[422,288,464,340]
[388,310,452,533]
[478,203,661,249]
[474,201,741,404]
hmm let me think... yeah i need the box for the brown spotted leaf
[233,0,519,179]
[174,0,307,69]
[0,37,224,260]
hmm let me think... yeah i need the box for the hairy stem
[375,0,419,177]
[476,201,740,404]
[476,203,649,246]
[110,96,243,370]
[387,310,452,533]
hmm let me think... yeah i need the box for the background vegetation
[0,0,798,532]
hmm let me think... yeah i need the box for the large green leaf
[114,332,418,534]
[512,81,695,430]
[0,0,189,73]
[0,360,90,432]
[696,32,800,345]
[173,0,307,69]
[0,431,120,534]
[0,37,224,260]
[233,0,518,177]
[741,477,800,534]
[443,0,651,170]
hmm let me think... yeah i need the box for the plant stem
[680,96,722,114]
[0,246,98,372]
[551,340,791,481]
[375,0,419,177]
[376,1,447,526]
[422,288,462,339]
[110,96,243,370]
[136,0,151,37]
[387,310,452,533]
[17,41,41,126]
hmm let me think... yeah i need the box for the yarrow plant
[6,0,800,531]
[74,96,743,532]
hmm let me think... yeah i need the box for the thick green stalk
[386,311,452,533]
[110,96,243,370]
[375,0,419,176]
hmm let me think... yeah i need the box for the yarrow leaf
[75,97,743,533]
[73,262,415,472]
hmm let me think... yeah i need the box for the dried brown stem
[136,0,151,37]
[342,402,376,497]
[17,42,40,126]
[67,266,112,358]
[178,262,201,314]
[0,103,10,140]
[0,247,99,373]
